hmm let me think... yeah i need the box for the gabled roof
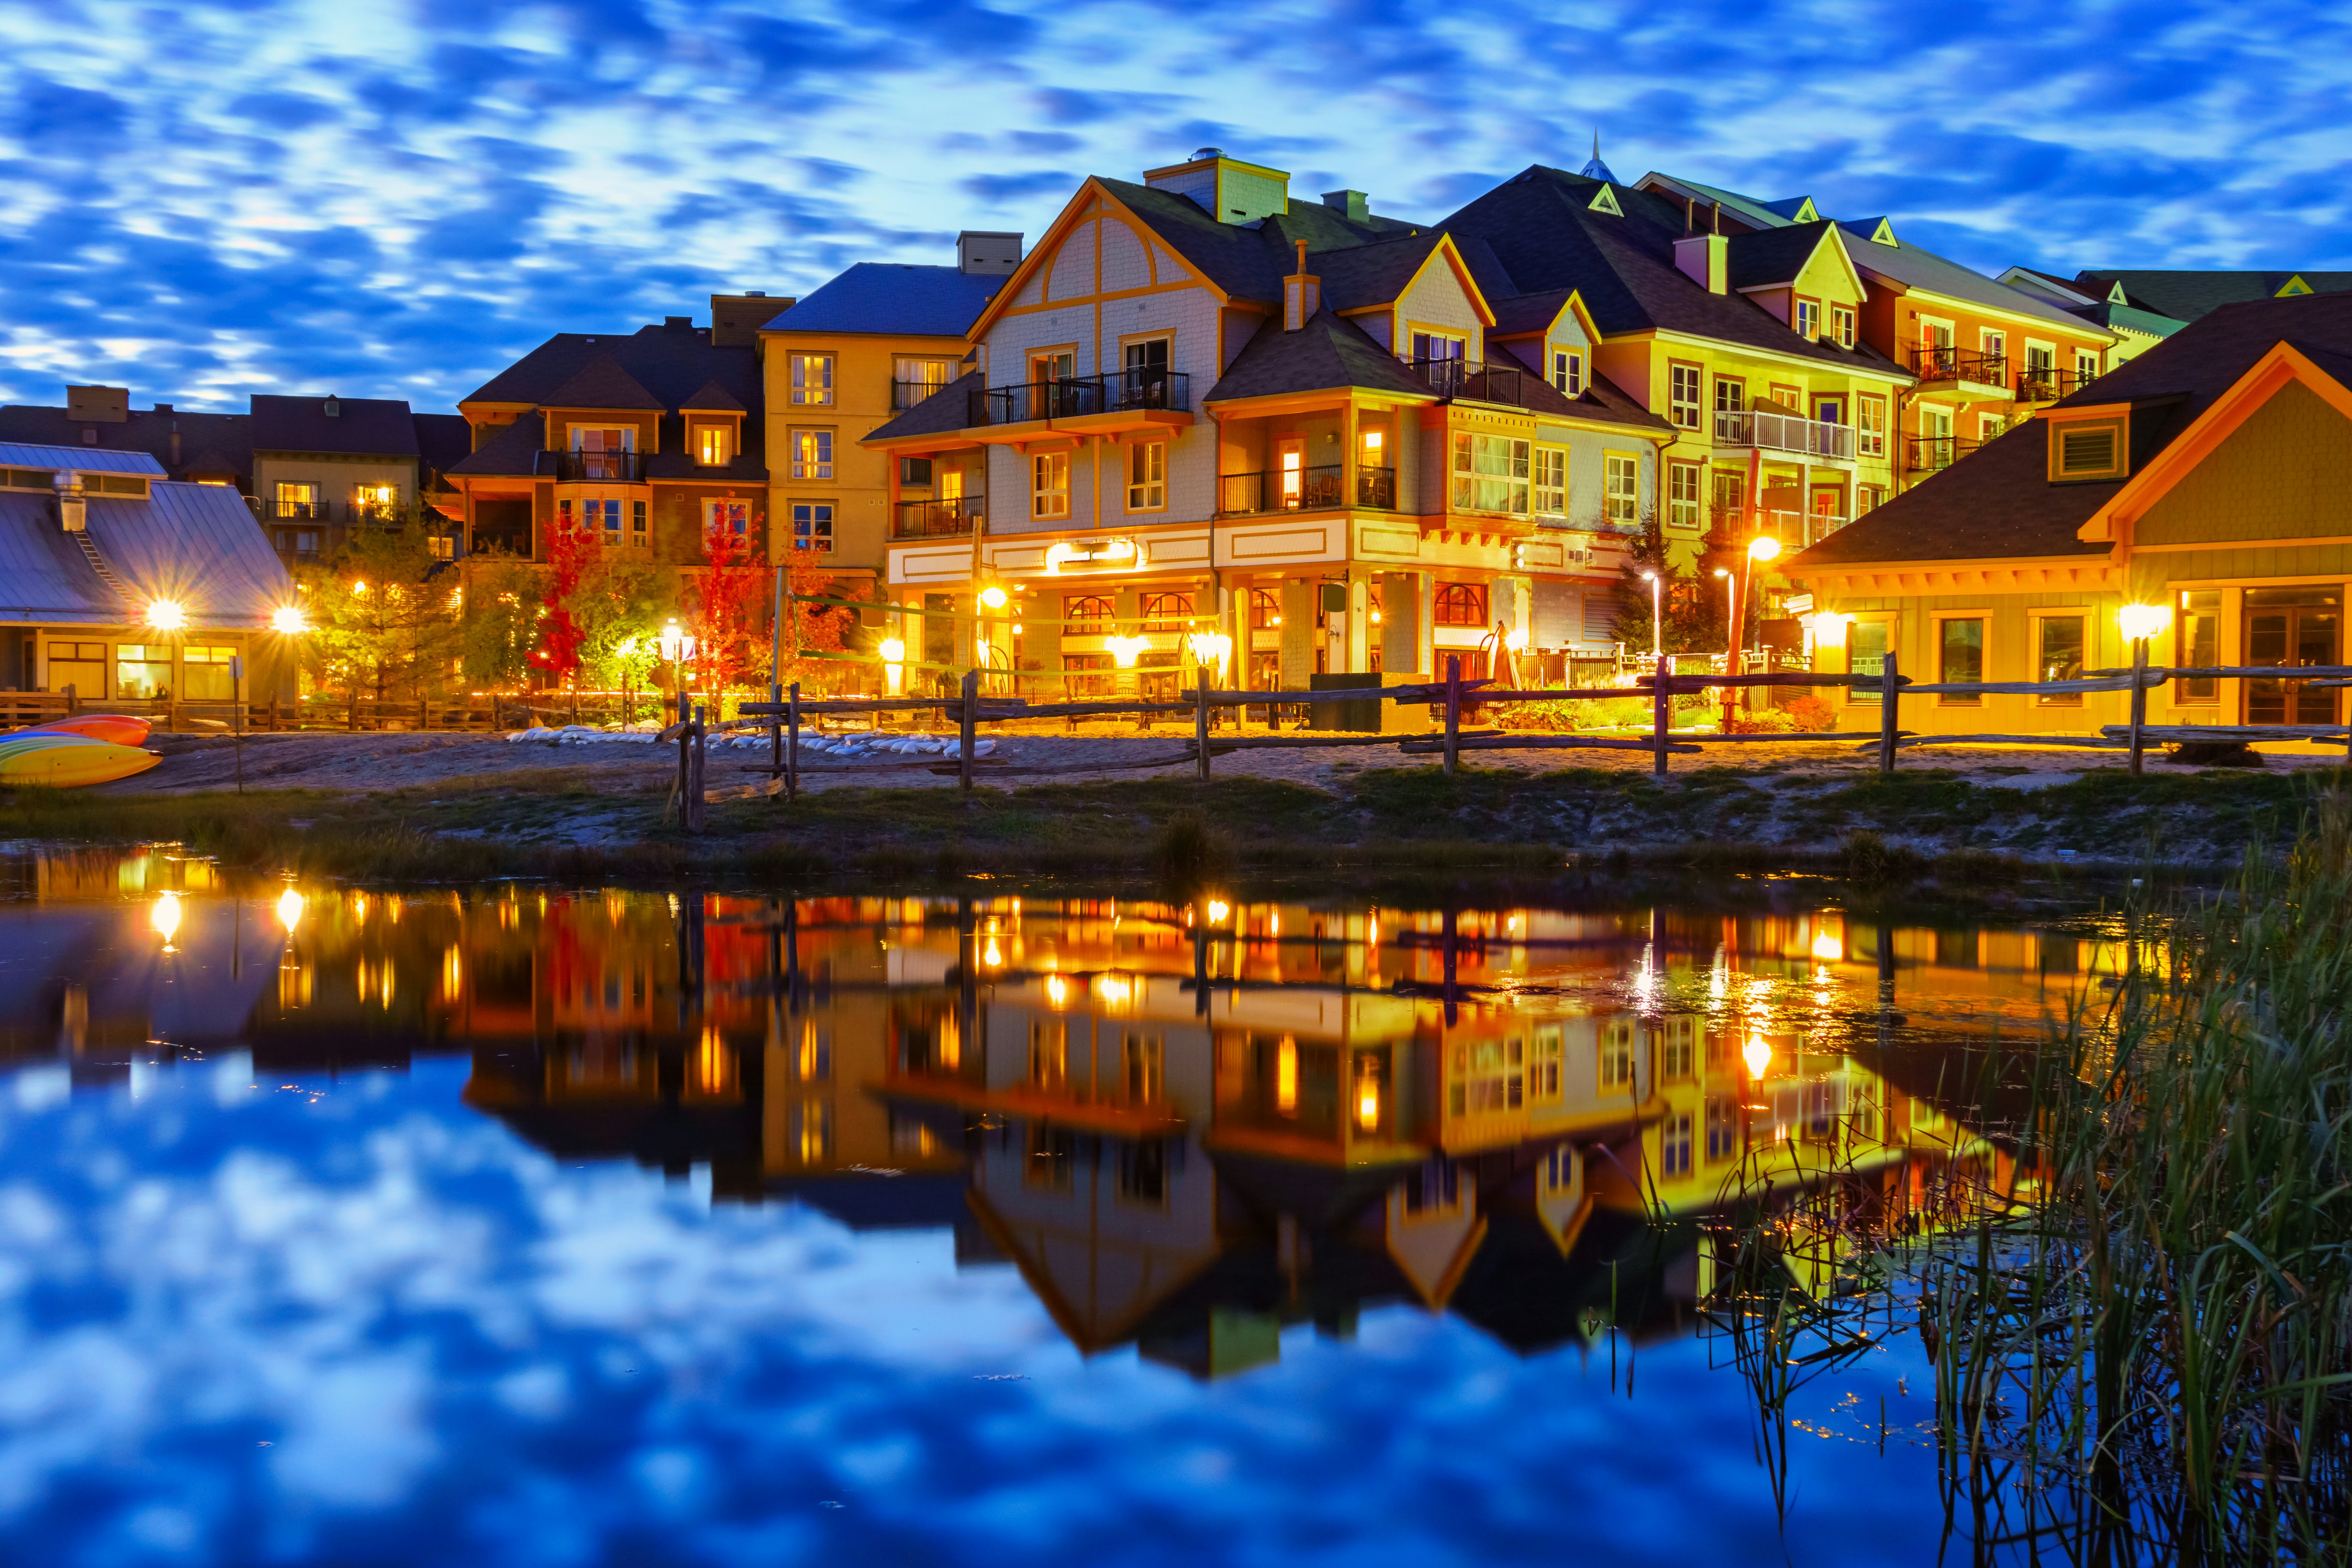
[1629,172,1795,235]
[864,371,984,444]
[763,263,1004,337]
[1315,232,1447,312]
[460,319,760,415]
[1826,222,2106,334]
[539,354,664,411]
[1204,309,1437,404]
[1789,291,2352,570]
[445,413,548,478]
[679,379,746,413]
[1724,222,1840,291]
[250,394,420,457]
[1761,195,1819,222]
[2074,270,2352,325]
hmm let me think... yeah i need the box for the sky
[2,0,2348,414]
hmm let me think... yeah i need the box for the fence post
[958,669,977,794]
[770,679,784,779]
[1878,652,1901,776]
[686,704,708,833]
[1195,669,1212,781]
[64,683,77,717]
[2127,641,2149,777]
[232,657,244,795]
[1651,655,1670,777]
[349,688,358,732]
[1443,656,1462,776]
[787,682,800,803]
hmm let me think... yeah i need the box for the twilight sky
[3,0,2346,413]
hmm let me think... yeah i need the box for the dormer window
[1794,300,1821,339]
[1833,306,1856,349]
[696,425,733,466]
[1550,350,1583,396]
[2049,415,2127,482]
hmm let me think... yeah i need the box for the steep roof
[445,413,548,478]
[861,371,983,443]
[1725,222,1837,290]
[1096,177,1292,302]
[0,481,289,628]
[679,379,746,413]
[2077,270,2352,324]
[1313,232,1448,312]
[1204,309,1436,404]
[764,263,1005,337]
[1791,291,2352,569]
[411,413,473,480]
[539,354,664,411]
[0,442,163,475]
[1831,222,2102,333]
[0,404,252,486]
[460,319,760,415]
[250,394,420,457]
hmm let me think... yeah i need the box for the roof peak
[1577,131,1620,186]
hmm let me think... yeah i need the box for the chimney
[1674,233,1728,294]
[53,472,85,533]
[710,293,792,346]
[67,385,128,424]
[957,231,1023,276]
[1321,190,1369,224]
[323,396,340,417]
[1143,150,1289,224]
[1283,241,1321,331]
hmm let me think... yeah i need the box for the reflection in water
[0,848,2158,1565]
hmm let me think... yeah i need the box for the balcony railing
[892,378,956,411]
[275,499,328,520]
[1911,346,2010,387]
[1713,410,1857,461]
[966,369,1191,426]
[552,449,646,482]
[892,496,983,539]
[1355,466,1396,509]
[1215,465,1400,516]
[1905,435,1981,473]
[2015,366,2085,403]
[1411,356,1525,406]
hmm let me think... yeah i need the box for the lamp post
[1712,567,1733,661]
[657,618,696,723]
[2117,601,2172,777]
[1639,570,1662,663]
[1724,535,1781,734]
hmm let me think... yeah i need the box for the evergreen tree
[297,515,464,706]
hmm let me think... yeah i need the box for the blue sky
[3,0,2346,413]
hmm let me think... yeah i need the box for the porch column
[1342,401,1360,518]
[1279,579,1314,689]
[1347,571,1370,673]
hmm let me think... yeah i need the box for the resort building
[0,385,252,492]
[251,394,473,569]
[0,438,297,704]
[1785,291,2352,741]
[758,240,1012,583]
[865,151,1675,698]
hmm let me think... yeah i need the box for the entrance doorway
[2245,585,2342,724]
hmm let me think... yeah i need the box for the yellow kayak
[0,733,159,787]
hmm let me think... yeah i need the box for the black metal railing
[1411,356,1525,405]
[891,496,984,539]
[275,499,328,520]
[1218,466,1343,516]
[1910,346,2009,387]
[2016,366,2085,403]
[273,527,322,556]
[1905,435,1982,472]
[1357,466,1396,509]
[893,378,955,411]
[966,370,1191,426]
[553,449,646,482]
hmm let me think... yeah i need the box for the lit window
[789,353,834,406]
[1847,619,1891,705]
[1433,582,1489,628]
[1669,462,1701,530]
[1604,454,1639,524]
[791,502,834,554]
[1668,364,1701,429]
[1550,349,1583,396]
[181,645,235,701]
[2075,349,2101,383]
[1450,433,1529,514]
[1857,395,1887,458]
[1795,300,1821,339]
[1832,306,1856,348]
[789,429,832,481]
[695,425,732,466]
[1126,440,1165,511]
[1032,451,1069,519]
[1939,618,1984,704]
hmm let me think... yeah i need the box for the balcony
[552,449,646,482]
[2015,366,2086,404]
[967,369,1191,429]
[893,378,956,411]
[892,496,983,539]
[1905,435,1981,474]
[275,499,328,521]
[1911,345,2011,394]
[1216,465,1397,518]
[1411,356,1525,406]
[1713,410,1857,462]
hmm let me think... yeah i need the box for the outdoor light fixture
[271,604,308,634]
[1355,1072,1382,1132]
[878,636,907,696]
[1810,612,1853,649]
[1185,631,1232,670]
[1743,1034,1773,1078]
[276,887,305,932]
[1206,899,1230,923]
[657,619,696,664]
[1748,535,1781,563]
[983,937,1003,967]
[1504,627,1529,652]
[1044,974,1068,1006]
[2118,602,2172,644]
[1095,974,1132,1005]
[1106,634,1149,668]
[145,599,186,631]
[150,891,181,943]
[978,585,1009,610]
[350,581,368,597]
[1639,570,1662,660]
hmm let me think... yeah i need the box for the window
[591,497,620,542]
[47,641,105,697]
[1032,451,1070,519]
[1531,1026,1563,1102]
[788,353,834,406]
[790,502,834,554]
[1141,591,1196,632]
[1599,1018,1635,1090]
[1433,582,1489,628]
[2025,343,2055,376]
[892,356,955,410]
[1857,394,1887,458]
[1410,331,1465,363]
[1848,619,1891,704]
[1452,1037,1524,1115]
[1667,362,1702,429]
[182,645,235,701]
[2051,419,2124,480]
[116,644,172,700]
[1795,299,1821,340]
[2177,591,2220,702]
[1814,396,1844,426]
[1660,1016,1697,1080]
[2036,613,2086,705]
[351,483,397,521]
[1532,447,1566,515]
[1660,1112,1693,1177]
[1248,589,1281,631]
[429,533,454,560]
[1604,453,1639,524]
[1122,337,1172,405]
[2075,349,2101,383]
[1856,484,1884,515]
[1939,617,1984,703]
[1981,413,2008,441]
[631,500,647,542]
[1981,330,2006,367]
[695,424,732,466]
[1064,594,1114,627]
[1668,462,1701,530]
[788,429,832,481]
[1126,440,1165,511]
[275,481,318,519]
[1450,433,1530,514]
[1714,376,1746,415]
[1706,1096,1741,1162]
[1550,349,1583,396]
[1832,305,1856,348]
[705,499,750,539]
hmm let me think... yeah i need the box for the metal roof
[0,481,290,628]
[763,263,1006,337]
[0,442,167,475]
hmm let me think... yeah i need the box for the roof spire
[1578,131,1619,186]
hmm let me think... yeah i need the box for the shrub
[1776,693,1836,733]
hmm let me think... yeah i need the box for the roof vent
[665,315,692,328]
[323,396,340,417]
[746,290,766,297]
[1193,146,1223,160]
[957,231,1023,276]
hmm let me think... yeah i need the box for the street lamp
[1639,570,1662,662]
[2118,603,2172,777]
[145,598,186,631]
[270,604,308,634]
[657,619,697,722]
[878,636,907,697]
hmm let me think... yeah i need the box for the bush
[1727,708,1796,735]
[1495,696,1652,732]
[1776,693,1836,733]
[1151,810,1234,887]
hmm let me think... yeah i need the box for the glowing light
[878,637,907,663]
[1206,899,1230,923]
[1743,1034,1773,1078]
[1185,631,1232,668]
[1044,974,1068,1005]
[349,581,368,597]
[150,891,181,942]
[1277,1038,1298,1113]
[1105,635,1149,668]
[271,604,308,634]
[879,637,907,696]
[1810,612,1852,649]
[1356,1074,1381,1131]
[1504,627,1529,652]
[1094,973,1131,1005]
[978,585,1009,610]
[2118,602,2173,644]
[1811,930,1844,963]
[1747,535,1781,562]
[983,938,1003,967]
[276,887,304,931]
[144,598,186,630]
[657,619,696,663]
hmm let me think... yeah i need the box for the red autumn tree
[682,505,771,698]
[528,509,592,687]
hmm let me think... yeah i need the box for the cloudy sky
[3,0,2346,413]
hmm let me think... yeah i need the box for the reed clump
[1923,791,2352,1557]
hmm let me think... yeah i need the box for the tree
[681,506,771,705]
[528,510,593,689]
[298,517,464,707]
[1612,507,1680,657]
[776,551,872,692]
[457,553,542,690]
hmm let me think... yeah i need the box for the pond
[0,851,2132,1566]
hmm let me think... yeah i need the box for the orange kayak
[15,714,152,746]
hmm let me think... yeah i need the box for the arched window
[1141,591,1196,631]
[1063,594,1114,627]
[1434,582,1490,628]
[1249,589,1283,631]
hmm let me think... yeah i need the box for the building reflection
[0,856,2131,1378]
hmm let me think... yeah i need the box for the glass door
[2245,586,2342,724]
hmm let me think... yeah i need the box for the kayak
[13,714,152,746]
[0,732,159,787]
